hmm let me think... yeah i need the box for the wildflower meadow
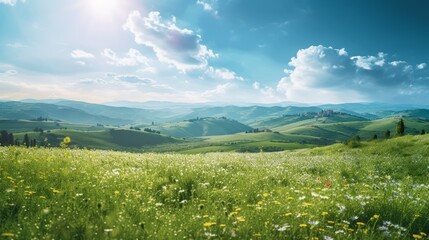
[1,135,429,239]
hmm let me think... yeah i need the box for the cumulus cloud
[277,45,426,103]
[123,11,217,72]
[102,48,149,67]
[0,0,16,6]
[71,49,95,59]
[196,0,218,15]
[206,67,244,81]
[417,63,427,70]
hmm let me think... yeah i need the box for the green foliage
[396,118,405,136]
[1,135,429,239]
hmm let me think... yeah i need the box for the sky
[0,0,428,104]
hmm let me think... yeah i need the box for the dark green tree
[396,118,405,136]
[372,134,378,140]
[384,130,391,139]
[0,130,8,146]
[24,134,30,148]
[422,129,426,135]
[8,133,14,146]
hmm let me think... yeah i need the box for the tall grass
[1,135,429,239]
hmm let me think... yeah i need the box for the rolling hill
[13,129,179,151]
[141,117,253,138]
[0,102,131,125]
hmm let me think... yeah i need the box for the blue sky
[0,0,428,104]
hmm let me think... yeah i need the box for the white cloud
[206,67,244,81]
[102,48,149,67]
[253,81,279,101]
[6,42,27,48]
[71,49,95,59]
[201,83,233,98]
[417,63,427,70]
[196,0,218,15]
[0,69,18,77]
[0,0,16,6]
[277,45,425,103]
[123,11,217,72]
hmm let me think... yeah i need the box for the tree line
[0,130,37,148]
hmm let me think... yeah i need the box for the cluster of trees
[144,128,161,134]
[0,130,37,148]
[245,128,273,133]
[346,119,426,148]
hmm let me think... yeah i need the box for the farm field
[1,135,429,239]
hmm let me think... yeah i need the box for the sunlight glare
[85,0,121,20]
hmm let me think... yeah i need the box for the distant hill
[54,100,177,124]
[0,102,131,125]
[141,117,253,138]
[252,111,367,129]
[181,106,323,124]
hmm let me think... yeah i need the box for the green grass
[13,129,179,151]
[1,135,429,239]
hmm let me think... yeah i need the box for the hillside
[181,106,323,124]
[13,129,179,151]
[142,117,253,138]
[272,116,429,142]
[1,135,428,239]
[0,102,131,125]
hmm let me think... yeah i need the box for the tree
[8,133,14,146]
[384,130,391,139]
[396,118,405,136]
[422,129,426,135]
[24,134,30,148]
[372,134,378,140]
[0,130,9,146]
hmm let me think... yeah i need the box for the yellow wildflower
[203,222,216,227]
[262,193,270,198]
[373,214,380,219]
[236,216,245,222]
[1,233,14,237]
[421,232,427,237]
[413,234,423,239]
[285,212,293,217]
[63,137,71,143]
[219,224,226,228]
[322,212,329,216]
[356,222,365,226]
[253,233,262,237]
[299,223,307,228]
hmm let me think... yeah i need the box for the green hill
[273,116,429,142]
[13,129,179,151]
[0,102,131,125]
[0,120,104,133]
[142,117,253,138]
[182,106,322,124]
[1,135,429,239]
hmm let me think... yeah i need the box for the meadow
[1,135,429,239]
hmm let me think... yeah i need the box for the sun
[83,0,122,20]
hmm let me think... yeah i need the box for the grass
[1,135,429,239]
